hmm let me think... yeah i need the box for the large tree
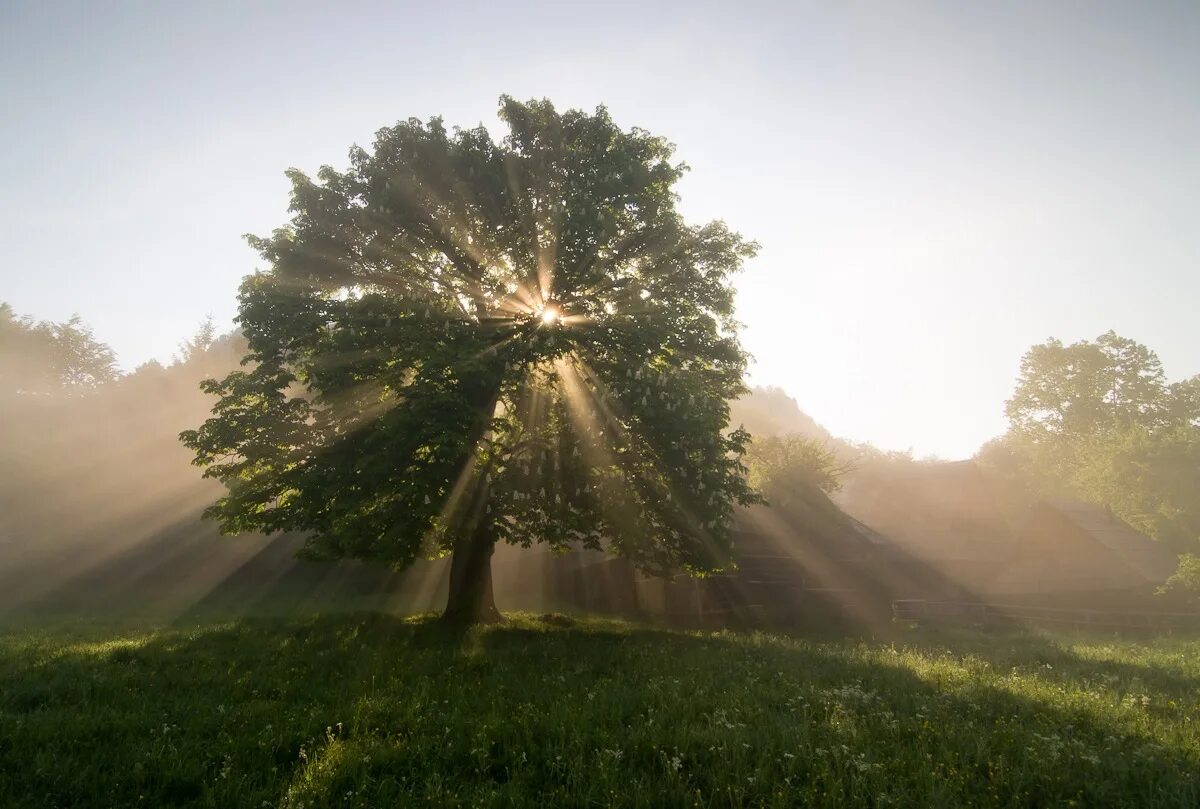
[182,98,759,623]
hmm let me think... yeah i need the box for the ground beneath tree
[1,613,1198,807]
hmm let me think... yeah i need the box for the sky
[2,1,1197,459]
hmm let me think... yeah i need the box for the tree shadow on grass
[0,613,1197,808]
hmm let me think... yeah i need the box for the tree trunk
[440,363,505,626]
[441,517,501,625]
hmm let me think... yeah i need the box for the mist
[2,5,1199,800]
[3,305,1195,630]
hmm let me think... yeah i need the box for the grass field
[1,612,1198,808]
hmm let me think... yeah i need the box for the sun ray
[553,354,731,570]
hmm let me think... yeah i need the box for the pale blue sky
[2,1,1197,457]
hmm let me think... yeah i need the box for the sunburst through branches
[182,96,760,621]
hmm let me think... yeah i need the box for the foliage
[744,433,847,501]
[1071,426,1200,550]
[2,614,1199,807]
[1158,553,1200,604]
[176,316,218,365]
[0,302,118,395]
[982,331,1200,549]
[1005,330,1175,437]
[182,97,759,579]
[1167,375,1200,428]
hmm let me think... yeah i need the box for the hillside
[729,386,834,444]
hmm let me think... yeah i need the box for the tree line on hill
[0,305,249,609]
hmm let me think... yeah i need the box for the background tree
[981,331,1200,552]
[175,316,217,365]
[1005,330,1169,440]
[182,97,759,624]
[0,302,118,395]
[744,434,847,504]
[1157,552,1200,605]
[1167,375,1200,428]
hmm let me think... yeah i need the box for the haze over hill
[1,305,871,617]
[0,311,854,617]
[730,386,834,446]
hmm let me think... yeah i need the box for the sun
[540,304,561,325]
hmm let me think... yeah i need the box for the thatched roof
[735,483,885,563]
[838,459,1013,562]
[1040,498,1177,583]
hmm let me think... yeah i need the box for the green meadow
[1,613,1197,808]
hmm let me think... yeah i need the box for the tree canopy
[182,97,760,621]
[1005,330,1194,438]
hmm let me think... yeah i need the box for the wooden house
[837,460,1016,598]
[629,485,898,626]
[988,498,1178,604]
